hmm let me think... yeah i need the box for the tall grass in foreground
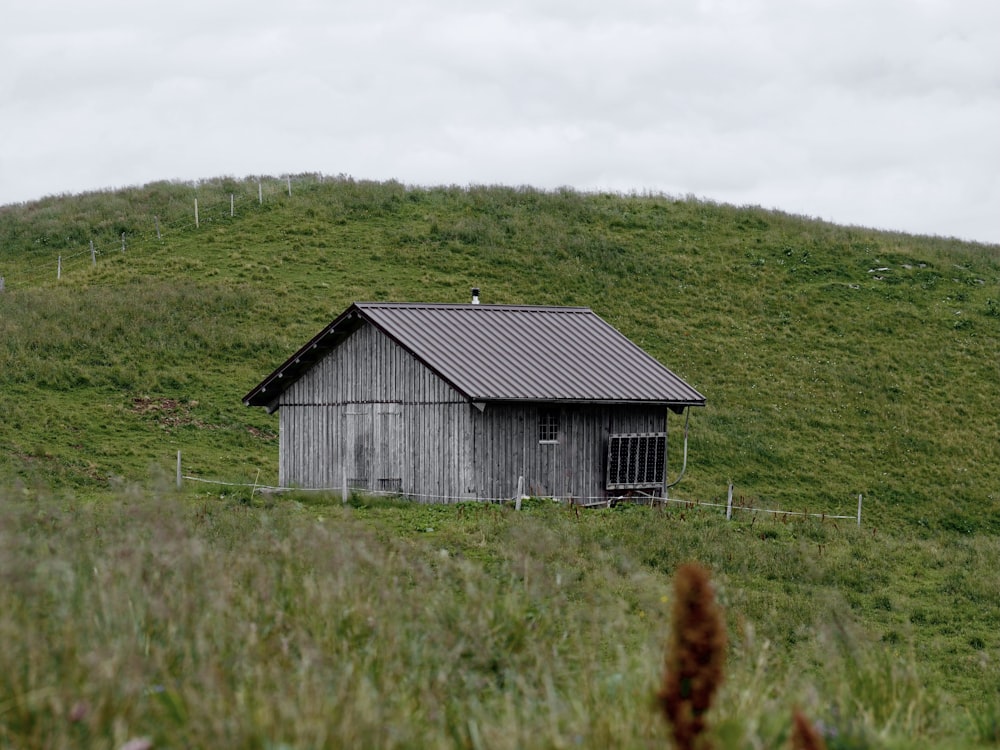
[1,490,665,748]
[657,562,939,749]
[0,489,989,748]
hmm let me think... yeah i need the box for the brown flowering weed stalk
[658,562,727,750]
[790,708,827,750]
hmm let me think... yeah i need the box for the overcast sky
[2,0,998,245]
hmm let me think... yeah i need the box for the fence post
[0,276,5,293]
[176,451,182,490]
[258,181,263,205]
[90,240,96,265]
[155,215,161,240]
[121,232,126,253]
[194,199,199,228]
[286,176,292,197]
[726,482,734,520]
[857,494,863,527]
[230,194,234,217]
[57,255,61,280]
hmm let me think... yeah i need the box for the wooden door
[374,404,403,494]
[342,405,372,490]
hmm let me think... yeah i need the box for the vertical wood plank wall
[278,322,474,500]
[474,404,665,501]
[277,321,668,502]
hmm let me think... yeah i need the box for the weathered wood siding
[278,322,475,500]
[474,404,666,501]
[277,321,669,502]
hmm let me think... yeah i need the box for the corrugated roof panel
[356,303,705,405]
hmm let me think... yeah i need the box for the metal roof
[244,302,706,409]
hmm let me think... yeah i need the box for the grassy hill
[2,175,1000,747]
[1,174,997,530]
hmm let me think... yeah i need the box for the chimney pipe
[471,287,480,305]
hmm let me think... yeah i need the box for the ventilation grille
[378,478,402,494]
[606,433,666,489]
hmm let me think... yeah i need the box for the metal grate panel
[606,433,666,489]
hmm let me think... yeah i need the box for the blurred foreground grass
[3,486,998,748]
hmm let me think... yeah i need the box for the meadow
[1,175,999,747]
[4,488,1000,748]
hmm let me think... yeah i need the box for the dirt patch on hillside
[131,396,206,430]
[130,396,276,440]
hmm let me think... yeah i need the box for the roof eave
[470,397,706,408]
[242,304,366,408]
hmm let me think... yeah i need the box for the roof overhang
[473,397,705,411]
[242,304,367,412]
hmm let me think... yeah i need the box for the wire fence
[0,173,333,290]
[178,467,863,526]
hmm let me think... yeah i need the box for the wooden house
[243,300,705,503]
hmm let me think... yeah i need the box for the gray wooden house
[243,301,705,503]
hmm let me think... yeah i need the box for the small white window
[539,410,559,443]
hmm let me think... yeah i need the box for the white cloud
[1,0,998,244]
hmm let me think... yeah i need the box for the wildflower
[657,562,727,750]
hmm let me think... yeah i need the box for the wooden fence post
[0,276,5,294]
[857,494,863,527]
[121,232,126,253]
[176,451,182,490]
[57,255,61,279]
[726,482,734,520]
[286,176,292,197]
[90,240,96,265]
[155,215,161,240]
[230,194,234,217]
[194,198,199,228]
[251,468,260,501]
[258,181,263,205]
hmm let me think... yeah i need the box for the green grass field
[1,175,999,747]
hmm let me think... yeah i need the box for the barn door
[342,405,373,491]
[341,404,402,495]
[374,404,403,494]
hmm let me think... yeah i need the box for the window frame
[538,409,560,444]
